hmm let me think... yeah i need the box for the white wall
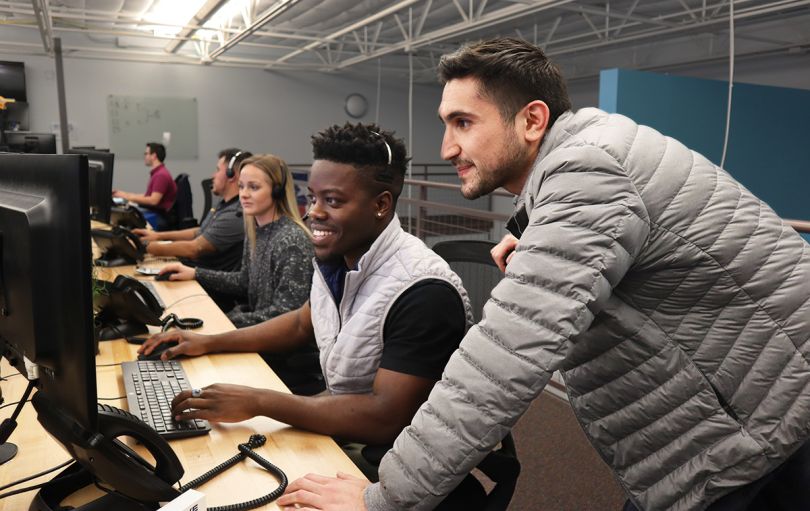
[1,52,446,219]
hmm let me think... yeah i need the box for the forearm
[208,307,313,355]
[157,228,199,241]
[147,239,212,259]
[196,267,244,296]
[128,193,161,207]
[255,391,404,445]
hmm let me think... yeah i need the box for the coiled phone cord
[178,434,288,511]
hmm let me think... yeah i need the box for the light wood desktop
[0,258,363,510]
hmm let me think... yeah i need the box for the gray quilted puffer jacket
[366,108,810,511]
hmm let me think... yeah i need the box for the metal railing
[290,163,810,243]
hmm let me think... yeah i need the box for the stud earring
[376,212,383,218]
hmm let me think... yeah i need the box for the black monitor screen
[0,61,26,102]
[68,148,115,224]
[4,132,57,154]
[0,153,95,430]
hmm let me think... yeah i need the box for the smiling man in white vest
[140,124,490,508]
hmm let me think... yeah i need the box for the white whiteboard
[107,95,198,159]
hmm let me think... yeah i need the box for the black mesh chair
[432,239,520,511]
[200,178,213,224]
[169,173,197,229]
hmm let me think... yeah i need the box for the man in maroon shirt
[113,142,177,230]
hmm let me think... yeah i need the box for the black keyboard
[122,360,211,440]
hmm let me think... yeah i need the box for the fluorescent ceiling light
[204,0,253,30]
[143,0,208,37]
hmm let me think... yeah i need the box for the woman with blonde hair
[160,154,319,393]
[160,153,313,328]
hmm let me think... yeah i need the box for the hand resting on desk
[138,330,212,360]
[278,472,369,511]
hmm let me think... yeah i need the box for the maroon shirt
[145,163,177,212]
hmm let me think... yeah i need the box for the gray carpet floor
[507,391,627,510]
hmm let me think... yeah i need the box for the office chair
[432,239,520,511]
[200,178,213,224]
[169,173,197,229]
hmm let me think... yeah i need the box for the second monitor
[68,147,115,224]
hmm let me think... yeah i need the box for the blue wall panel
[599,68,810,239]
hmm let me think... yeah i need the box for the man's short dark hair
[218,148,253,174]
[311,123,410,203]
[218,148,241,161]
[146,142,166,162]
[438,37,572,128]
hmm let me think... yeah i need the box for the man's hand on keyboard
[171,383,259,423]
[139,330,210,360]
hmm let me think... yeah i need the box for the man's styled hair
[311,123,410,203]
[218,147,241,161]
[438,37,572,128]
[146,142,166,162]
[218,148,253,174]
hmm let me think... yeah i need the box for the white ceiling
[2,0,809,82]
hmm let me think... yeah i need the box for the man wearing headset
[133,148,252,271]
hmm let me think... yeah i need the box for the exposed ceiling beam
[207,0,302,62]
[331,0,575,70]
[271,0,423,66]
[547,0,810,58]
[30,0,53,54]
[165,0,229,54]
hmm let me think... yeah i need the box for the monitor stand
[30,462,158,511]
[0,442,17,465]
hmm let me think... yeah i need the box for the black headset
[272,164,288,201]
[225,150,244,179]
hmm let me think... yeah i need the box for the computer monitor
[0,61,26,102]
[4,131,57,154]
[0,153,181,507]
[68,148,115,224]
[0,154,95,428]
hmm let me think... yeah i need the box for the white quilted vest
[310,215,473,395]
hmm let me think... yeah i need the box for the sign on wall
[107,95,198,159]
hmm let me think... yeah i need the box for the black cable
[0,459,73,493]
[97,396,126,401]
[160,313,203,332]
[163,293,209,310]
[0,480,55,499]
[0,399,29,411]
[0,379,35,443]
[96,362,122,368]
[178,434,287,511]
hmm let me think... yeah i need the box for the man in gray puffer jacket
[279,38,810,511]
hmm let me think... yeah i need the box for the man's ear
[518,100,550,145]
[375,191,394,219]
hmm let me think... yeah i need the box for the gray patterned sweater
[196,216,313,328]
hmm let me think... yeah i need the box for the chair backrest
[200,178,213,224]
[432,239,520,511]
[170,173,197,229]
[432,240,504,323]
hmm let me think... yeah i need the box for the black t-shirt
[379,279,466,380]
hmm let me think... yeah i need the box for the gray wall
[1,53,445,219]
[4,50,807,221]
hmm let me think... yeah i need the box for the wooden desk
[0,263,363,510]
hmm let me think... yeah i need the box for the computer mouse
[155,270,178,282]
[137,341,179,361]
